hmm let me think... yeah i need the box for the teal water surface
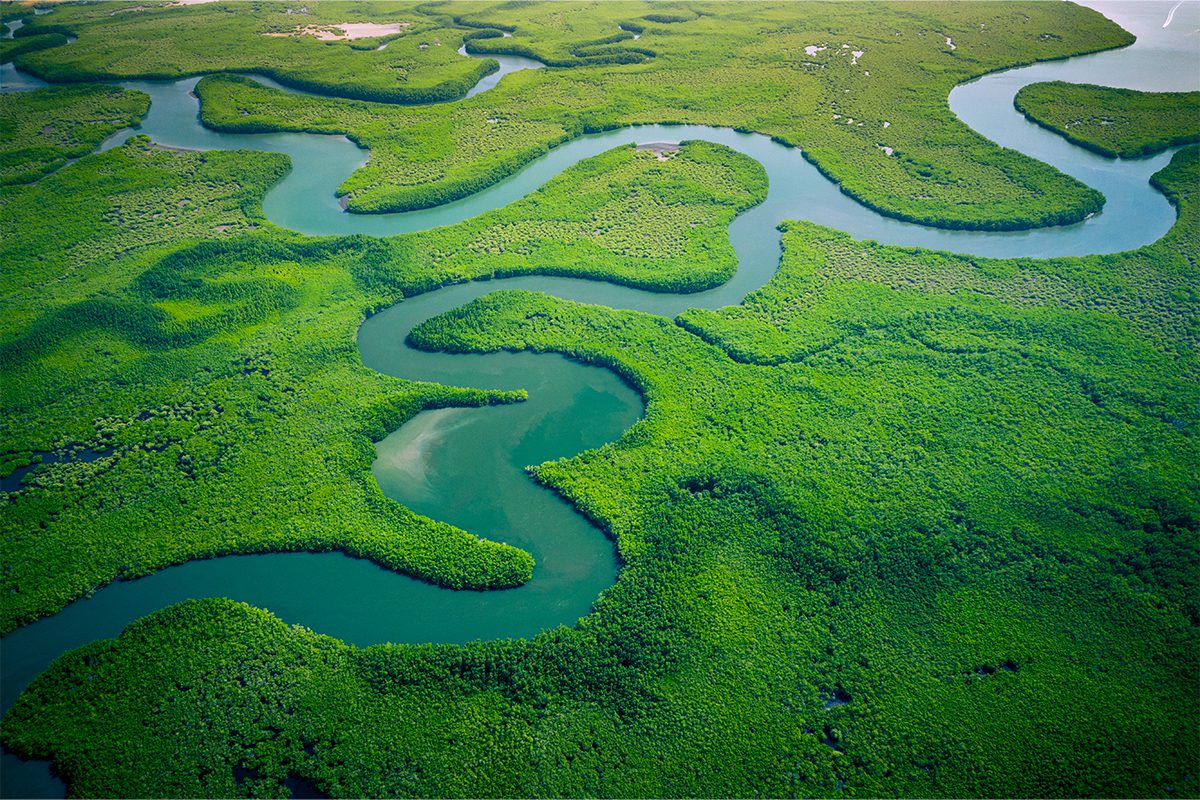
[2,2,1198,796]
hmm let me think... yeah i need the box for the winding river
[2,2,1198,796]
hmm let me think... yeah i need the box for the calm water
[2,2,1198,796]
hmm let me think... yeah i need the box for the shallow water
[1,2,1198,796]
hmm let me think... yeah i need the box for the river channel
[1,2,1197,796]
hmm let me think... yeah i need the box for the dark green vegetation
[0,32,69,64]
[5,145,1198,798]
[16,1,1132,227]
[0,132,764,632]
[1015,80,1200,157]
[0,84,148,185]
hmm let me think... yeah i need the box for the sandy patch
[636,141,679,161]
[373,409,473,504]
[264,22,409,41]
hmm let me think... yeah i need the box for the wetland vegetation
[1014,80,1200,158]
[0,83,148,184]
[160,1,1129,225]
[0,1,1197,798]
[0,136,762,631]
[5,1,497,103]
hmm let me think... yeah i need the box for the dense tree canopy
[1015,81,1200,158]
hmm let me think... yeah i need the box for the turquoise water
[1,2,1198,795]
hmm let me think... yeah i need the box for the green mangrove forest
[0,1,1197,798]
[1015,80,1200,158]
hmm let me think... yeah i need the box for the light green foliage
[379,140,767,295]
[0,137,764,632]
[1015,81,1200,158]
[0,84,148,185]
[9,1,495,103]
[149,1,1128,227]
[678,147,1200,373]
[431,0,655,67]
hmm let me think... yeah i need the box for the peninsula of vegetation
[1015,80,1200,158]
